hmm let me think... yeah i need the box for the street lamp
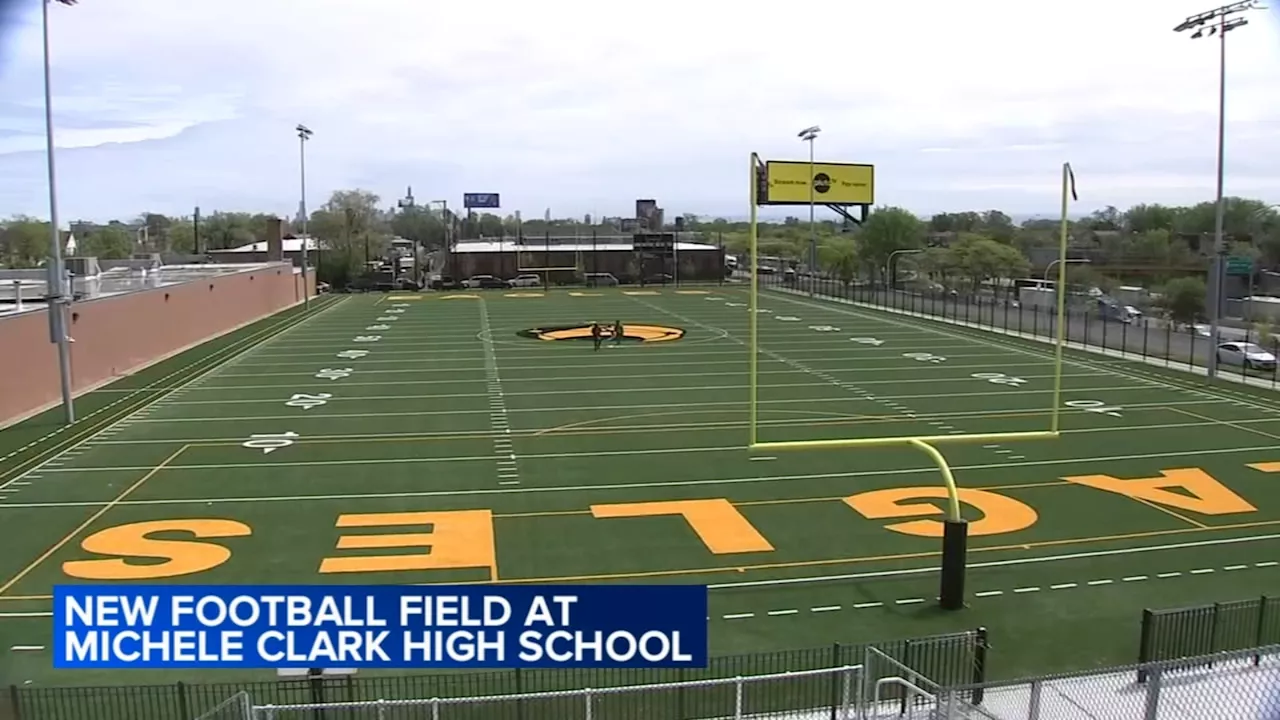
[1044,258,1090,284]
[798,125,821,296]
[1175,0,1261,378]
[888,248,924,291]
[41,0,76,424]
[296,124,313,310]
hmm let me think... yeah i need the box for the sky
[0,0,1279,225]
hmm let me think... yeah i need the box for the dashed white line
[1156,572,1181,579]
[1189,568,1214,575]
[1049,583,1078,590]
[1224,565,1248,571]
[1087,579,1114,586]
[767,609,799,616]
[811,605,842,613]
[1123,575,1148,582]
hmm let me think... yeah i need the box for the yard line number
[242,432,299,454]
[1065,399,1123,417]
[315,368,354,381]
[903,352,946,363]
[352,335,382,343]
[375,316,398,322]
[776,316,802,321]
[336,350,369,359]
[809,325,840,332]
[366,324,391,331]
[971,372,1027,386]
[850,337,885,346]
[284,393,332,411]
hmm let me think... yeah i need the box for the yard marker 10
[241,432,299,454]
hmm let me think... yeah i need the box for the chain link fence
[247,665,863,720]
[939,644,1280,719]
[760,275,1280,391]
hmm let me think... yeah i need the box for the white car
[508,274,542,288]
[1216,342,1277,371]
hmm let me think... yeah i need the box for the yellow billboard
[764,161,874,206]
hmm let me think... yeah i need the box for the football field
[2,288,1280,685]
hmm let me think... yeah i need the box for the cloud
[0,0,1278,222]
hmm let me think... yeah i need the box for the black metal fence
[4,629,987,720]
[1136,595,1280,682]
[758,274,1280,390]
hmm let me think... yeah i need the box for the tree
[818,238,859,287]
[856,207,924,285]
[0,217,49,268]
[1160,277,1206,326]
[79,225,133,259]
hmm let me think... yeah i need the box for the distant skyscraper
[544,208,551,222]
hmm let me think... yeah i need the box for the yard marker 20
[1064,400,1123,418]
[315,368,354,380]
[972,372,1027,386]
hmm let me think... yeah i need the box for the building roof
[220,237,321,253]
[0,262,285,317]
[452,240,720,254]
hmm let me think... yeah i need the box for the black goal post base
[939,519,970,611]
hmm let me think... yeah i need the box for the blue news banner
[54,585,708,670]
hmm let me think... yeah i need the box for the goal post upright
[746,152,1072,611]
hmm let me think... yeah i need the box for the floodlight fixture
[797,125,821,141]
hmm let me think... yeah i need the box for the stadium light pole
[798,125,821,296]
[296,124,313,310]
[43,0,75,425]
[1175,0,1260,379]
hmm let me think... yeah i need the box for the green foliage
[0,217,49,268]
[1160,277,1207,325]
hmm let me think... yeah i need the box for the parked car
[1216,342,1277,371]
[584,273,619,287]
[429,275,465,291]
[508,274,542,288]
[462,275,510,289]
[642,273,674,285]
